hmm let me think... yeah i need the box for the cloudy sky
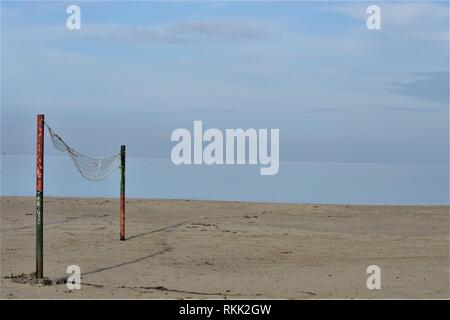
[1,1,448,164]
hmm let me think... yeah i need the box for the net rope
[45,122,120,181]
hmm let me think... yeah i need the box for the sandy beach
[1,196,448,299]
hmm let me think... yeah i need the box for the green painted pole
[36,114,44,278]
[120,145,126,241]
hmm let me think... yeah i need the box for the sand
[1,196,448,299]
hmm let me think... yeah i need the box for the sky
[1,0,449,164]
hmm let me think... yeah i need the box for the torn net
[45,123,120,181]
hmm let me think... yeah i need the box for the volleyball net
[45,122,120,181]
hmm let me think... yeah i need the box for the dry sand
[1,196,448,299]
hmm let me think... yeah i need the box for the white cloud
[326,2,448,25]
[390,71,449,104]
[3,20,274,47]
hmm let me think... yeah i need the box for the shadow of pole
[126,220,189,241]
[82,220,190,276]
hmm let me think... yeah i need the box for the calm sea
[1,155,448,205]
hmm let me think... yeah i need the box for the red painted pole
[120,145,126,241]
[36,114,44,278]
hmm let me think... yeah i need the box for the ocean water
[1,155,448,205]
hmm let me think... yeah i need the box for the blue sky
[1,1,449,164]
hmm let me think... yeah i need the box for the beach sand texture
[1,197,448,299]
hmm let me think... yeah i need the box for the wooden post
[36,114,44,278]
[120,145,126,241]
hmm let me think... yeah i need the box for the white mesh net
[45,123,120,181]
